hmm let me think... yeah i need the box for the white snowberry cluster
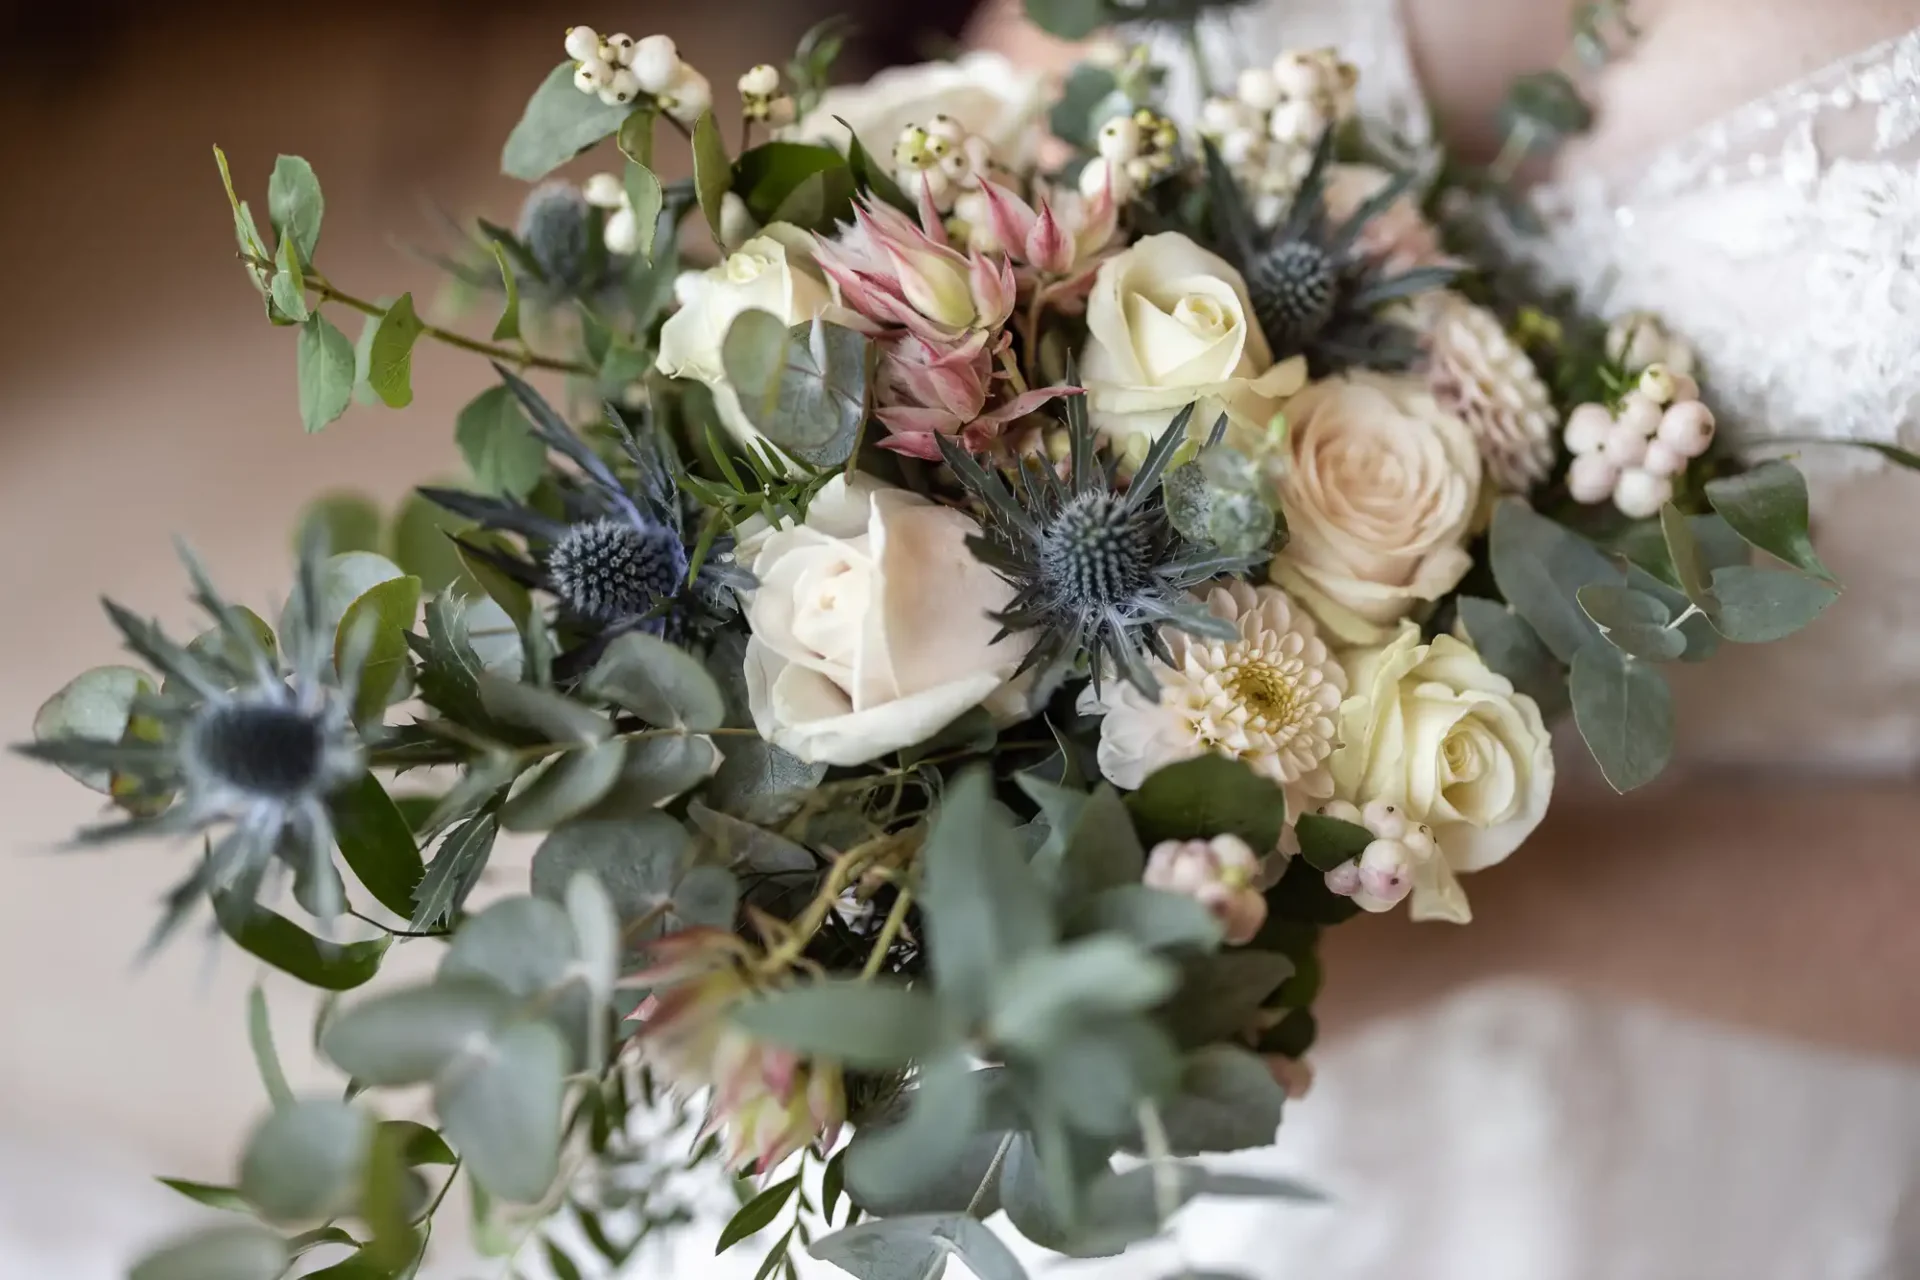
[737,64,795,128]
[892,115,994,214]
[1198,49,1359,221]
[1315,799,1437,914]
[1564,364,1716,519]
[565,27,710,126]
[1077,108,1180,204]
[583,172,643,255]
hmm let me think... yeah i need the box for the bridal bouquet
[27,6,1867,1279]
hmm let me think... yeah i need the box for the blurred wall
[0,3,971,1275]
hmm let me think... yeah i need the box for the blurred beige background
[0,3,966,1274]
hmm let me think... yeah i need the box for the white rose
[743,475,1030,765]
[1330,623,1555,923]
[656,225,834,456]
[1268,371,1481,645]
[791,52,1047,171]
[1080,233,1307,450]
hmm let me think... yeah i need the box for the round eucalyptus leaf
[280,550,404,645]
[531,813,690,927]
[319,977,516,1087]
[565,872,620,999]
[579,732,718,818]
[436,1019,569,1203]
[1576,583,1686,662]
[32,665,153,791]
[294,492,383,557]
[129,1224,288,1280]
[1570,640,1675,793]
[477,674,612,744]
[238,1098,373,1223]
[502,62,631,183]
[1709,565,1840,643]
[500,739,628,832]
[1153,1044,1285,1156]
[583,633,726,731]
[440,895,579,999]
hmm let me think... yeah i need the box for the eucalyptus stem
[1136,1100,1183,1228]
[247,255,593,376]
[914,1132,1016,1280]
[859,890,913,979]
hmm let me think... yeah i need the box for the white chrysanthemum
[1080,580,1346,820]
[1419,292,1557,493]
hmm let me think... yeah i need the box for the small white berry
[573,57,611,94]
[661,64,712,125]
[1671,373,1701,403]
[1641,438,1688,478]
[1219,127,1265,167]
[1269,99,1326,144]
[1318,799,1364,825]
[1567,452,1621,504]
[1236,66,1281,112]
[1601,419,1650,468]
[1638,363,1677,405]
[629,35,679,95]
[1357,839,1414,905]
[1270,51,1322,100]
[603,206,640,256]
[1400,825,1438,862]
[1200,96,1254,137]
[1361,800,1408,841]
[604,66,641,104]
[766,95,796,128]
[603,33,636,66]
[1097,115,1142,162]
[893,124,930,167]
[1079,156,1131,203]
[582,172,625,208]
[1615,392,1663,438]
[564,26,601,62]
[738,63,780,98]
[1324,861,1363,897]
[1613,467,1674,519]
[1657,400,1716,458]
[938,148,972,184]
[925,113,968,146]
[1564,402,1613,455]
[1124,156,1156,186]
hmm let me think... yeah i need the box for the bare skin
[973,0,1920,1061]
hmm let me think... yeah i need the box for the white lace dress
[1060,5,1920,1279]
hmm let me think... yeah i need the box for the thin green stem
[347,908,449,940]
[859,890,913,979]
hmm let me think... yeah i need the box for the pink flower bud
[1145,835,1269,944]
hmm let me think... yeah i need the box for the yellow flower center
[1224,656,1303,730]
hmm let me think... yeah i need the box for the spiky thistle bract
[16,537,366,952]
[421,365,749,678]
[938,378,1253,699]
[1209,130,1457,376]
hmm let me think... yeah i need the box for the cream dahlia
[1080,580,1346,825]
[1418,292,1557,494]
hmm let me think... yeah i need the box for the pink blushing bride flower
[874,330,1080,458]
[814,194,1014,343]
[972,177,1118,283]
[629,929,847,1173]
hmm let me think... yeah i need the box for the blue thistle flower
[938,375,1252,698]
[421,366,747,675]
[17,537,366,950]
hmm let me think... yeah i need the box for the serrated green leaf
[330,773,426,920]
[1570,640,1675,792]
[268,155,324,260]
[366,293,424,409]
[691,110,732,235]
[410,813,499,931]
[296,313,355,432]
[502,62,632,181]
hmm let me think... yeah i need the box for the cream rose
[1268,371,1481,645]
[743,475,1030,765]
[1330,623,1555,923]
[791,52,1047,171]
[656,225,834,455]
[1080,233,1307,450]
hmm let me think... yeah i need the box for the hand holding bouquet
[24,7,1886,1279]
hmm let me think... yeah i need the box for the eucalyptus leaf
[268,154,324,260]
[844,1054,984,1206]
[1158,950,1294,1047]
[1705,460,1831,579]
[32,665,153,791]
[1024,0,1109,40]
[502,62,632,181]
[1041,1018,1181,1139]
[1576,584,1686,662]
[623,160,665,261]
[580,732,718,817]
[733,980,948,1068]
[531,813,690,929]
[1489,498,1621,663]
[478,674,612,743]
[1454,596,1567,714]
[365,293,424,409]
[1152,1044,1285,1155]
[1070,884,1223,953]
[1709,565,1840,643]
[440,895,578,999]
[456,385,545,499]
[296,493,383,558]
[297,314,355,433]
[812,1214,1028,1280]
[319,978,516,1087]
[502,739,628,831]
[691,110,731,235]
[436,1019,568,1203]
[990,936,1178,1052]
[1049,64,1125,147]
[720,312,870,468]
[1570,640,1675,792]
[129,1224,288,1280]
[239,1098,372,1222]
[583,632,726,730]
